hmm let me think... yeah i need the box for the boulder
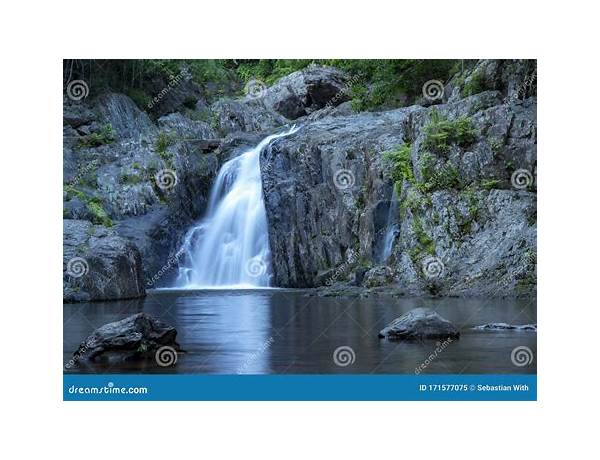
[210,98,288,136]
[63,219,146,302]
[378,308,460,340]
[71,313,180,362]
[263,65,350,119]
[473,323,537,331]
[96,92,157,140]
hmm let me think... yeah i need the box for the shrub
[382,144,414,191]
[422,109,477,153]
[77,124,115,149]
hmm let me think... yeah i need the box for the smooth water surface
[64,289,536,374]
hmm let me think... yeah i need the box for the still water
[63,289,536,374]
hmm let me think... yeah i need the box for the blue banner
[64,374,536,401]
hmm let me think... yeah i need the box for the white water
[174,126,299,289]
[379,187,399,262]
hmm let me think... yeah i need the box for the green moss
[155,132,175,162]
[77,124,115,148]
[422,109,477,153]
[409,215,436,263]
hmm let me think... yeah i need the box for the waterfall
[379,186,399,262]
[174,126,299,289]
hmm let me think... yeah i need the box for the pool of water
[63,289,536,374]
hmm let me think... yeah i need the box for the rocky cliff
[63,59,536,300]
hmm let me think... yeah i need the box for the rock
[63,219,146,302]
[96,92,157,140]
[378,308,460,340]
[263,65,350,119]
[63,100,97,128]
[473,323,537,331]
[72,313,180,362]
[157,112,217,140]
[261,79,536,295]
[210,98,288,136]
[363,266,394,288]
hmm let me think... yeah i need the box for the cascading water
[379,186,399,262]
[174,126,299,289]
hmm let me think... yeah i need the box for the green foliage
[64,185,113,227]
[481,178,501,190]
[86,197,113,227]
[461,69,488,97]
[423,109,477,153]
[126,88,152,109]
[155,132,175,161]
[488,137,504,153]
[183,96,198,109]
[419,152,461,192]
[409,215,436,263]
[119,172,143,185]
[382,144,414,191]
[77,124,114,148]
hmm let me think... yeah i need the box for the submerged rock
[72,313,180,362]
[378,308,460,340]
[473,323,537,331]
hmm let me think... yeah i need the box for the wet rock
[63,219,146,302]
[473,323,536,331]
[72,313,180,362]
[378,308,460,340]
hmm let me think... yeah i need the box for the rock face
[261,59,536,296]
[473,323,537,331]
[63,220,145,302]
[71,313,180,362]
[262,65,350,119]
[63,59,536,300]
[63,92,222,297]
[378,308,460,340]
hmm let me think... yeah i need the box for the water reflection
[64,290,536,375]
